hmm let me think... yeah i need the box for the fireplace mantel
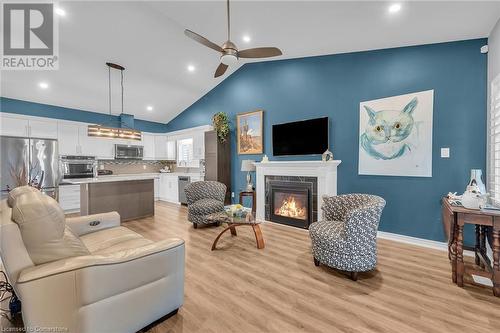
[254,160,341,223]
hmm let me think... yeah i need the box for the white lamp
[241,160,256,192]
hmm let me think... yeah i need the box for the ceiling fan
[184,0,283,78]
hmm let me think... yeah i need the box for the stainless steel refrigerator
[0,136,59,199]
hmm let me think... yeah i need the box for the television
[272,117,329,156]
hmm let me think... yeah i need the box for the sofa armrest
[15,238,185,332]
[65,211,120,236]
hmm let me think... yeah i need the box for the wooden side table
[442,198,500,296]
[239,191,256,214]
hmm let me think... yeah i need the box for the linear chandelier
[88,62,142,141]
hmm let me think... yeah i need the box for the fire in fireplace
[274,193,308,220]
[268,180,313,228]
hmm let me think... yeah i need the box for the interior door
[0,136,29,192]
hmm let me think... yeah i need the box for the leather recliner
[0,186,185,333]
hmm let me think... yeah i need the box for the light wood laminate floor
[123,202,500,333]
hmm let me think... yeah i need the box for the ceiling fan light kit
[184,0,283,78]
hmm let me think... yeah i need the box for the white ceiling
[2,1,500,124]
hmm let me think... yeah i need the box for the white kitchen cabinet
[0,114,29,137]
[143,134,155,160]
[159,174,178,203]
[28,119,58,139]
[59,184,80,212]
[58,123,80,155]
[78,125,114,159]
[154,135,168,160]
[166,138,176,160]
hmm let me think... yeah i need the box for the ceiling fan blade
[184,29,223,53]
[214,63,228,78]
[238,47,283,58]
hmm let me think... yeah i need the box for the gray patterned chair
[309,194,386,281]
[185,181,227,229]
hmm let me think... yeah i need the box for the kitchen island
[67,174,158,221]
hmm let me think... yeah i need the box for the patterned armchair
[309,194,386,280]
[185,181,227,228]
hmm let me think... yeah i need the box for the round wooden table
[206,212,265,251]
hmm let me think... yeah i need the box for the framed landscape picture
[237,110,263,154]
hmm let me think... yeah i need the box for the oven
[60,156,97,179]
[115,144,144,160]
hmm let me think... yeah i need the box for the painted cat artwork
[358,90,434,177]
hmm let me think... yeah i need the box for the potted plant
[212,112,230,143]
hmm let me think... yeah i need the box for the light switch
[441,147,450,158]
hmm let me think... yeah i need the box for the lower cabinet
[159,174,179,203]
[59,184,80,213]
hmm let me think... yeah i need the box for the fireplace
[267,179,314,229]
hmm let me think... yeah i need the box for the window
[489,75,500,204]
[177,138,193,166]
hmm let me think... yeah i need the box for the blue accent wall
[0,97,168,133]
[166,39,487,242]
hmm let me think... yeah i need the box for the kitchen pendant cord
[121,68,124,115]
[108,65,112,116]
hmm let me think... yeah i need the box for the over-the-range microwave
[115,144,144,160]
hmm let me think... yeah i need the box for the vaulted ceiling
[2,1,500,123]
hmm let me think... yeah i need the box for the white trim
[377,231,474,257]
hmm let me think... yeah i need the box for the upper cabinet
[0,114,56,139]
[58,123,80,155]
[166,137,176,160]
[142,134,155,160]
[193,131,205,160]
[154,135,168,160]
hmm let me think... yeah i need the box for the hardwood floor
[125,202,500,333]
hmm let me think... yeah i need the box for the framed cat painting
[358,90,434,177]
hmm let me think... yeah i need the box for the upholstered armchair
[309,194,386,280]
[185,181,227,228]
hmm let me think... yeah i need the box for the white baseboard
[377,231,474,257]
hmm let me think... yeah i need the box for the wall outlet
[143,164,147,170]
[99,164,105,170]
[440,147,450,158]
[231,192,235,198]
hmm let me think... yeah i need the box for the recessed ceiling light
[146,105,153,111]
[55,7,66,17]
[388,3,401,13]
[38,82,49,89]
[242,35,251,43]
[187,64,196,72]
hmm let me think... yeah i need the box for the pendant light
[88,62,142,140]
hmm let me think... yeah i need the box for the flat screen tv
[272,117,329,156]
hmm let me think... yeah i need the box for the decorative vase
[461,169,487,210]
[322,149,334,162]
[468,169,486,195]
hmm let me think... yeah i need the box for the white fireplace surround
[254,160,341,222]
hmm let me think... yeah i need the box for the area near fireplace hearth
[255,160,341,226]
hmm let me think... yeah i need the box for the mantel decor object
[322,149,334,162]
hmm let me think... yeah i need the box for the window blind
[489,75,500,204]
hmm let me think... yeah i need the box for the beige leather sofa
[0,186,185,333]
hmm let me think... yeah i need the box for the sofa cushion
[7,185,39,207]
[188,198,224,216]
[80,226,152,255]
[11,192,89,265]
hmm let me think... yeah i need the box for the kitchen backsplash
[98,160,173,174]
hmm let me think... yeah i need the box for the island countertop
[63,173,160,184]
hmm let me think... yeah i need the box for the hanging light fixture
[88,62,142,141]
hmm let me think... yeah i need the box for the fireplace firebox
[268,180,313,228]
